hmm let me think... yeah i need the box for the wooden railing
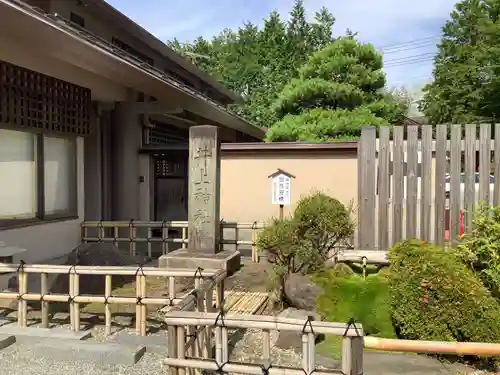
[81,220,266,263]
[0,263,222,336]
[164,311,364,375]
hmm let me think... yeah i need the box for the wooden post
[74,273,80,331]
[263,329,270,364]
[162,225,169,255]
[105,274,112,336]
[135,274,141,335]
[140,274,147,336]
[215,280,224,310]
[168,325,179,375]
[41,273,49,328]
[342,336,363,375]
[279,204,284,220]
[69,272,75,331]
[251,223,257,263]
[195,276,205,360]
[21,270,28,327]
[113,226,119,248]
[203,286,213,358]
[182,228,187,249]
[177,325,186,375]
[234,227,239,252]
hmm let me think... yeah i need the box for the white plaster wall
[0,137,85,264]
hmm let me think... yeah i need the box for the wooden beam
[126,101,184,115]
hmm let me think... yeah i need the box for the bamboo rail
[164,311,364,375]
[167,268,226,375]
[0,263,221,337]
[364,337,500,356]
[81,220,265,262]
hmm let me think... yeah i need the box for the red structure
[445,209,465,241]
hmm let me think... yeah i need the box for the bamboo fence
[364,337,500,356]
[0,262,223,337]
[81,220,265,263]
[164,311,364,375]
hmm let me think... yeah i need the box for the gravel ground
[0,344,165,375]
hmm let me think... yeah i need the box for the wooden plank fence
[357,123,500,250]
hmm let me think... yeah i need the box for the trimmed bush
[389,240,500,344]
[315,271,395,338]
[456,203,500,297]
[257,192,354,301]
[294,191,354,261]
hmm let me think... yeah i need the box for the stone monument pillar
[158,125,241,275]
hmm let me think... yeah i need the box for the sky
[106,0,459,90]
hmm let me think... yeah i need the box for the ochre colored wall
[220,151,358,224]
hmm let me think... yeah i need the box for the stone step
[31,339,146,365]
[108,330,167,354]
[0,334,15,350]
[0,324,91,344]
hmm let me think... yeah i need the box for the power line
[384,52,435,64]
[382,41,439,55]
[385,57,434,68]
[377,36,441,51]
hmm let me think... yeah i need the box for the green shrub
[456,204,500,297]
[389,240,500,344]
[315,273,395,338]
[293,191,355,260]
[257,192,354,300]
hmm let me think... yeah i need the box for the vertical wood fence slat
[406,125,419,239]
[74,273,80,331]
[434,125,447,246]
[177,326,186,375]
[358,127,376,249]
[495,124,500,206]
[105,274,112,336]
[479,124,491,204]
[464,124,477,231]
[168,325,178,375]
[377,127,390,250]
[449,125,462,242]
[41,272,49,328]
[420,125,433,241]
[392,127,404,245]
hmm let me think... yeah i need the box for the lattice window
[155,156,186,178]
[148,127,188,145]
[0,60,91,136]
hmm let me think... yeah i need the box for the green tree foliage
[456,204,500,298]
[267,38,407,141]
[256,192,354,299]
[421,0,500,124]
[169,0,337,128]
[389,240,500,349]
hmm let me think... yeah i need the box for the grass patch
[313,269,396,360]
[81,276,168,315]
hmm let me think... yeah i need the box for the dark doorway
[153,152,188,241]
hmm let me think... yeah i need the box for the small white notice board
[269,169,295,206]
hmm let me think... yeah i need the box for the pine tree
[421,0,500,124]
[266,38,407,142]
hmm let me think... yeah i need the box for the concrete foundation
[158,249,241,276]
[0,324,91,343]
[108,329,167,354]
[31,339,146,365]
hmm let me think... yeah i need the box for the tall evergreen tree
[421,0,500,124]
[168,0,336,127]
[266,38,407,141]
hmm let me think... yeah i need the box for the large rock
[284,273,322,311]
[49,243,140,306]
[275,308,322,350]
